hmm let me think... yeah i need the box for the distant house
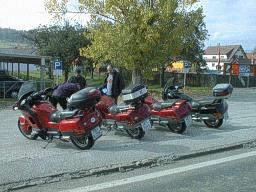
[203,45,248,73]
[246,52,256,65]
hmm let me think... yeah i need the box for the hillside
[0,28,33,48]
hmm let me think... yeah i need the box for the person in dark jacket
[68,68,86,89]
[102,65,125,104]
[50,82,80,110]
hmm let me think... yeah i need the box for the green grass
[9,70,212,98]
[0,98,16,109]
[147,84,212,99]
[86,76,105,87]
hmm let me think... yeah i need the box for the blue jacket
[53,82,79,98]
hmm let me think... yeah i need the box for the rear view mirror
[11,91,18,99]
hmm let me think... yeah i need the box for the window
[212,63,215,67]
[212,56,216,59]
[221,56,224,59]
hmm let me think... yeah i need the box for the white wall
[206,62,225,71]
[203,54,227,60]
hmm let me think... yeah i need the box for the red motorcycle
[144,95,192,134]
[96,84,152,139]
[13,81,102,150]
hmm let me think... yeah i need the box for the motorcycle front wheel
[167,122,186,134]
[18,119,38,140]
[203,118,223,128]
[70,134,94,150]
[126,126,145,140]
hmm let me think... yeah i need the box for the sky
[198,0,256,51]
[0,0,255,51]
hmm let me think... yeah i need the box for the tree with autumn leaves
[45,0,208,84]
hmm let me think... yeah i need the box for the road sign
[183,62,191,89]
[184,62,191,68]
[239,64,250,76]
[54,61,63,70]
[53,60,63,76]
[53,69,62,75]
[184,68,190,73]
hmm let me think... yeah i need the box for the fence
[153,72,256,88]
[0,80,54,99]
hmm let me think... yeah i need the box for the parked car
[0,70,24,98]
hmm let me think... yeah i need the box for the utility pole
[217,43,221,71]
[252,52,255,65]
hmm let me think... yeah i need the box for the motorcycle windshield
[164,78,175,90]
[18,81,37,101]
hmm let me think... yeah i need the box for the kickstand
[102,126,112,136]
[43,136,53,149]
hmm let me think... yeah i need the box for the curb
[1,138,256,192]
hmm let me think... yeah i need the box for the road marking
[62,150,256,192]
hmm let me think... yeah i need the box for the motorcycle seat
[49,109,79,123]
[192,97,216,109]
[109,103,131,114]
[152,99,177,111]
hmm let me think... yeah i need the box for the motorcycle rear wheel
[167,122,186,134]
[126,126,145,140]
[203,118,223,128]
[18,120,38,140]
[70,134,94,150]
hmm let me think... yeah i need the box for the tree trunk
[91,67,94,79]
[98,68,101,79]
[64,67,69,82]
[48,63,53,80]
[132,69,142,85]
[160,66,165,88]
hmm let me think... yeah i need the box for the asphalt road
[0,88,256,191]
[16,148,256,192]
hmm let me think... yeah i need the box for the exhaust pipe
[61,136,70,141]
[159,120,169,124]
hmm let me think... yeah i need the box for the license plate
[91,126,102,140]
[184,115,193,128]
[141,119,151,131]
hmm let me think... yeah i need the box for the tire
[70,134,94,150]
[126,126,145,140]
[167,122,186,134]
[203,118,224,128]
[18,120,38,140]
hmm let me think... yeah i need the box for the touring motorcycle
[13,81,103,150]
[96,84,152,139]
[162,79,233,128]
[144,94,192,134]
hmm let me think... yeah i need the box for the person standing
[68,68,87,89]
[102,65,125,104]
[50,82,80,110]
